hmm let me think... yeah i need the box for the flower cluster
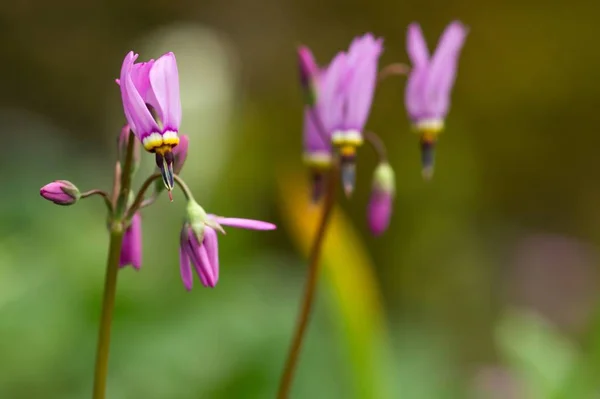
[40,51,276,290]
[298,21,468,235]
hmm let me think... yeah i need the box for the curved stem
[92,225,124,399]
[125,173,161,220]
[364,131,388,162]
[92,131,135,399]
[277,162,339,399]
[81,189,113,213]
[173,174,195,201]
[378,62,410,84]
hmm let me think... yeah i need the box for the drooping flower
[118,51,182,193]
[120,212,142,269]
[40,180,80,206]
[367,163,395,236]
[299,35,383,196]
[404,21,468,178]
[179,201,276,290]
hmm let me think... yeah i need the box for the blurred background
[1,0,600,398]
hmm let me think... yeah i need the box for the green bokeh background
[1,0,600,397]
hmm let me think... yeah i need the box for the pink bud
[173,135,189,175]
[40,180,80,206]
[367,163,395,236]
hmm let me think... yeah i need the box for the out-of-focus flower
[118,51,182,192]
[299,34,383,196]
[40,180,80,206]
[404,21,468,179]
[367,163,395,235]
[179,200,276,290]
[119,213,142,269]
[117,124,141,175]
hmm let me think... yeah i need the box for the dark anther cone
[341,156,356,197]
[420,137,436,181]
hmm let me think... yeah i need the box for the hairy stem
[277,163,339,399]
[91,131,135,399]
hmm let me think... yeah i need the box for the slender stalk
[377,62,410,83]
[91,131,136,399]
[81,189,113,213]
[364,131,388,162]
[277,163,339,399]
[92,226,124,399]
[125,173,160,221]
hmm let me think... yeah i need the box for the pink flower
[179,212,276,290]
[118,51,182,192]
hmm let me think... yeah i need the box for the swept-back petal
[203,227,220,284]
[179,245,193,291]
[404,65,430,122]
[319,52,349,133]
[120,52,160,138]
[303,107,330,154]
[344,35,383,130]
[209,215,277,231]
[426,21,468,118]
[149,52,182,131]
[407,23,430,67]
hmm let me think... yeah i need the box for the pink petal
[149,52,182,130]
[319,52,349,133]
[407,23,430,67]
[426,21,468,117]
[179,244,193,291]
[203,227,220,284]
[209,216,277,231]
[344,35,383,130]
[120,52,160,138]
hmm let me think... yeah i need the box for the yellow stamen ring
[142,131,180,152]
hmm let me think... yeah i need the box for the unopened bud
[367,163,395,236]
[40,180,80,206]
[173,135,189,175]
[298,46,319,106]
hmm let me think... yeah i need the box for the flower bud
[186,199,208,242]
[118,124,141,175]
[367,163,395,236]
[298,46,319,106]
[40,180,80,206]
[173,135,189,175]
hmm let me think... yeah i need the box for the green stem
[91,131,136,399]
[125,173,161,221]
[173,174,194,201]
[81,189,113,214]
[364,131,388,162]
[92,225,124,399]
[277,163,339,399]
